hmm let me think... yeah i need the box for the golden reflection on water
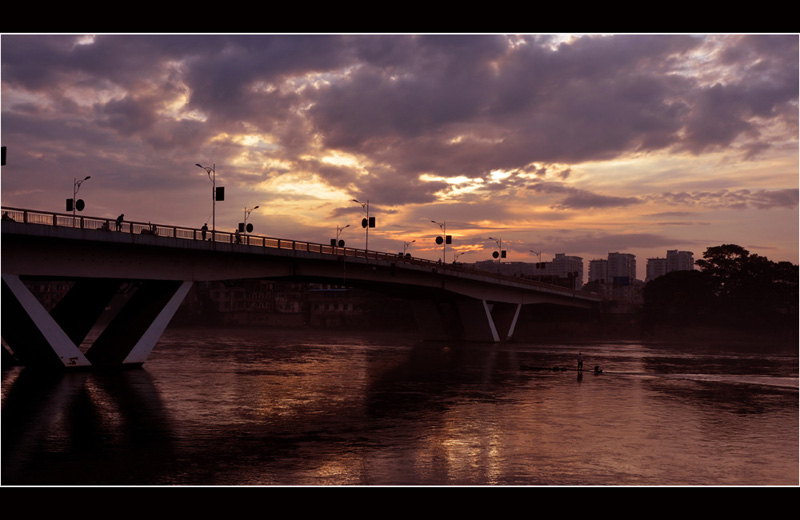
[3,331,797,485]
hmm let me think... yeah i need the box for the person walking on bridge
[116,213,124,231]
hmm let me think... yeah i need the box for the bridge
[1,207,601,370]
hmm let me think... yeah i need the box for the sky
[1,34,798,281]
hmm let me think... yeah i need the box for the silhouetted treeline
[642,244,798,339]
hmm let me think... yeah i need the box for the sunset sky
[1,34,797,280]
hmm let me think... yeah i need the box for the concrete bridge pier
[410,296,522,343]
[85,280,192,367]
[2,273,93,368]
[1,273,191,369]
[489,301,523,341]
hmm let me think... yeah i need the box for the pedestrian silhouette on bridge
[201,223,208,240]
[116,214,124,231]
[235,228,241,244]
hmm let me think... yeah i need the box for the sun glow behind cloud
[1,34,796,280]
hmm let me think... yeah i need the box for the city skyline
[2,34,797,280]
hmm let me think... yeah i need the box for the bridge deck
[1,206,600,305]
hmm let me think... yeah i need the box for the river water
[2,328,797,486]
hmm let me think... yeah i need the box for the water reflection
[2,331,797,485]
[2,368,176,484]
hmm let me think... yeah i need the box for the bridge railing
[2,206,597,299]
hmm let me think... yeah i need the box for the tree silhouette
[643,244,798,337]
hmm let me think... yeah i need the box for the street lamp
[196,163,218,234]
[352,199,373,251]
[403,239,416,255]
[432,220,451,262]
[531,250,543,281]
[336,224,350,246]
[488,236,505,263]
[71,176,91,224]
[244,205,259,234]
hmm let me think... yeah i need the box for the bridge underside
[2,274,191,370]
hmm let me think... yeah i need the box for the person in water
[577,353,583,371]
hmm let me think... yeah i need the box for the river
[2,328,797,486]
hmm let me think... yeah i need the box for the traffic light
[446,235,452,244]
[215,187,225,201]
[66,198,73,212]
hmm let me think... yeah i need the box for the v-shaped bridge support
[2,274,191,369]
[410,297,522,342]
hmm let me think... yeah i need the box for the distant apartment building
[473,253,584,289]
[646,258,668,282]
[587,252,640,302]
[608,252,637,284]
[589,253,636,283]
[549,253,584,289]
[646,250,694,282]
[588,259,609,284]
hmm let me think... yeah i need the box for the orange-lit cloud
[1,34,797,279]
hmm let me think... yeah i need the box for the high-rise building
[607,252,636,283]
[473,253,583,289]
[646,250,694,282]
[588,259,608,283]
[646,257,668,282]
[587,253,639,302]
[550,253,584,289]
[667,250,694,272]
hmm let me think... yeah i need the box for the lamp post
[403,239,415,256]
[336,224,350,247]
[432,220,448,262]
[488,236,504,265]
[72,176,91,224]
[531,250,543,281]
[196,163,216,234]
[244,205,259,234]
[352,199,371,251]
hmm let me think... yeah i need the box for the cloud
[1,34,796,271]
[652,189,799,210]
[527,182,642,210]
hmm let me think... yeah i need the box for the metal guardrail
[1,206,598,300]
